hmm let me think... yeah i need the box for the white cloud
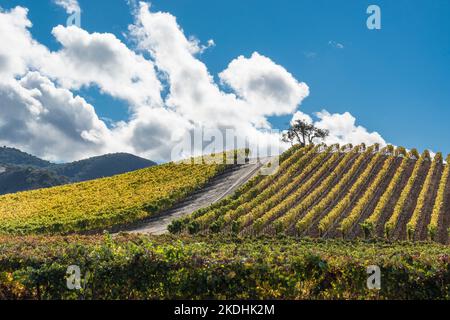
[44,25,163,109]
[0,3,386,163]
[291,111,313,125]
[54,0,80,14]
[0,72,113,162]
[129,3,308,142]
[0,7,50,79]
[288,110,385,147]
[313,110,386,146]
[219,52,309,118]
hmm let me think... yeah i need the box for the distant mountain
[50,153,157,182]
[0,166,69,195]
[0,147,51,168]
[0,148,156,195]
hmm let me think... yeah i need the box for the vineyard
[1,144,450,300]
[1,234,450,299]
[0,162,225,235]
[171,144,450,244]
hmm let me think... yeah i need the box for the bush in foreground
[0,234,449,300]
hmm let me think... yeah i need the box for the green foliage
[168,219,184,234]
[395,146,407,157]
[1,234,450,300]
[187,221,201,235]
[0,146,51,168]
[409,148,420,159]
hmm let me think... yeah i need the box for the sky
[0,0,449,162]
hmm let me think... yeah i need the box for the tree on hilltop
[282,119,329,147]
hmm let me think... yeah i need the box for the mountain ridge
[0,147,156,195]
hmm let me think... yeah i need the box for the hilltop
[0,147,51,168]
[0,147,156,195]
[172,144,450,244]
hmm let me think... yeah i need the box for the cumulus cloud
[288,110,385,147]
[54,0,80,14]
[44,26,163,109]
[0,3,386,163]
[129,2,308,142]
[219,52,309,118]
[291,111,313,125]
[0,72,113,161]
[313,110,386,146]
[0,7,50,78]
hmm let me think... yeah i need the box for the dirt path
[115,160,269,235]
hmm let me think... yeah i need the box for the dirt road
[117,160,267,235]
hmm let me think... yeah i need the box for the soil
[261,153,345,236]
[284,152,360,236]
[346,157,401,239]
[302,153,375,238]
[438,170,450,244]
[375,159,415,238]
[324,155,387,239]
[414,163,443,241]
[392,161,430,240]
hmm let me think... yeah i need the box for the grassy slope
[0,162,223,235]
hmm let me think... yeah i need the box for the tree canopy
[282,119,329,146]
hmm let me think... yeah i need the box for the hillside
[0,147,51,168]
[172,144,450,244]
[50,153,157,182]
[0,166,69,195]
[0,161,226,235]
[0,147,156,195]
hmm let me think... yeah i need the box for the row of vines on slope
[249,146,343,235]
[384,150,429,238]
[339,148,396,237]
[196,145,314,229]
[318,148,385,236]
[271,145,360,234]
[428,154,450,240]
[292,145,371,235]
[406,153,442,240]
[237,144,339,233]
[169,144,450,243]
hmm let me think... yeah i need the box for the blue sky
[2,0,450,156]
